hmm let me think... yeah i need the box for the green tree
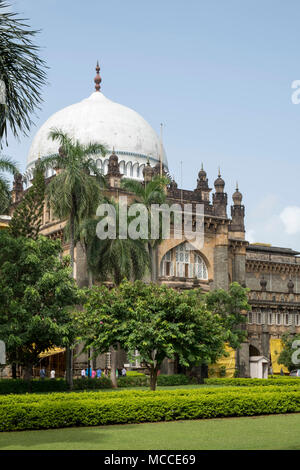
[9,160,45,238]
[121,175,168,281]
[40,128,107,387]
[78,198,151,384]
[80,197,150,287]
[41,129,107,277]
[205,282,250,349]
[0,155,18,213]
[277,333,300,372]
[77,280,226,391]
[0,0,47,144]
[0,232,81,381]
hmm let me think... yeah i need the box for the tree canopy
[0,0,47,144]
[0,232,82,379]
[76,280,238,390]
[9,160,45,238]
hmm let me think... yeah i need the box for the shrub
[73,377,112,390]
[1,386,300,431]
[0,377,112,395]
[157,374,191,386]
[204,377,300,387]
[117,375,148,388]
[0,378,68,394]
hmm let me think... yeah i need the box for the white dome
[27,91,168,176]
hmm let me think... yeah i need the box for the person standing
[81,368,86,379]
[50,369,55,380]
[39,367,46,380]
[122,367,126,377]
[96,368,102,379]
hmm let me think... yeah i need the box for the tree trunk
[92,348,97,371]
[149,367,158,391]
[66,346,73,390]
[70,214,75,278]
[12,362,17,379]
[65,212,75,390]
[88,269,93,288]
[87,349,91,377]
[149,244,157,282]
[110,346,118,388]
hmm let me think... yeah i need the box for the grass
[0,413,299,450]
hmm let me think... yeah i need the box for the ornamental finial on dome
[94,61,102,92]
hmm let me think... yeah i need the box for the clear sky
[4,0,300,249]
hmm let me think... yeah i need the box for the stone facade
[9,155,300,378]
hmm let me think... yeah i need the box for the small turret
[229,182,245,235]
[143,158,154,183]
[212,168,227,217]
[194,163,211,202]
[11,173,23,203]
[106,149,122,188]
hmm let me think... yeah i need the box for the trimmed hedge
[0,374,193,394]
[1,387,300,431]
[117,374,193,388]
[0,377,112,394]
[204,377,300,387]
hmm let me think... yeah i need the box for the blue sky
[5,0,300,249]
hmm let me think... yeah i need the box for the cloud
[280,206,300,235]
[246,229,256,243]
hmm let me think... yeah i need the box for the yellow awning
[39,347,65,358]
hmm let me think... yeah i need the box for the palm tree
[0,156,18,213]
[0,1,47,144]
[121,175,169,281]
[80,198,151,286]
[41,129,107,277]
[79,197,151,387]
[40,128,107,388]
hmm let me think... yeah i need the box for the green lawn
[0,413,299,450]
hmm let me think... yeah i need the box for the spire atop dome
[94,61,102,92]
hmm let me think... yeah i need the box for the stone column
[261,325,270,358]
[213,245,229,290]
[236,342,250,377]
[232,253,246,285]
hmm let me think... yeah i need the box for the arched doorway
[249,344,260,356]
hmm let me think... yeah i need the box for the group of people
[39,367,56,379]
[80,367,127,378]
[38,366,128,380]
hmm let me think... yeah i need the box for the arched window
[133,162,139,178]
[126,161,133,177]
[160,250,174,277]
[119,160,125,175]
[194,253,208,280]
[160,243,208,280]
[103,159,109,175]
[176,243,191,278]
